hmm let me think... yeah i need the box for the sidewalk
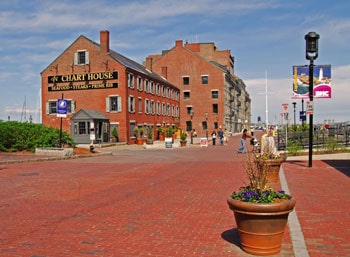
[282,155,350,257]
[0,134,349,256]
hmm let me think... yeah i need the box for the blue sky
[1,0,349,125]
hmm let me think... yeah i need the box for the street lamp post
[190,109,194,144]
[205,112,208,139]
[305,32,319,168]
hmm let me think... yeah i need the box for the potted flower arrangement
[258,131,286,190]
[146,126,153,145]
[180,131,187,147]
[158,127,165,141]
[166,126,174,143]
[227,152,296,256]
[111,127,119,142]
[134,127,145,145]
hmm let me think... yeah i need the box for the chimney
[175,40,183,47]
[100,30,110,53]
[145,57,152,71]
[161,66,167,79]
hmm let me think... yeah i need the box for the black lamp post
[305,31,319,168]
[205,112,208,139]
[190,109,194,144]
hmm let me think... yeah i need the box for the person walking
[237,129,251,153]
[223,128,229,145]
[218,128,224,145]
[211,130,217,145]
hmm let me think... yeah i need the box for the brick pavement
[0,133,349,256]
[283,158,350,257]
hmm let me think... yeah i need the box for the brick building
[41,31,180,144]
[144,40,251,136]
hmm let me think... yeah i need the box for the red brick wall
[41,32,179,144]
[149,41,226,137]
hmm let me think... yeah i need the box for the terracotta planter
[136,138,145,145]
[180,140,187,147]
[227,196,296,256]
[264,159,284,190]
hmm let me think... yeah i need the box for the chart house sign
[47,71,118,92]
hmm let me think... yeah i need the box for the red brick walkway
[283,158,350,257]
[0,133,348,256]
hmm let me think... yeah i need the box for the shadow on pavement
[323,160,350,177]
[221,228,241,248]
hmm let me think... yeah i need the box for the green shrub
[286,140,303,156]
[0,120,75,152]
[323,137,339,153]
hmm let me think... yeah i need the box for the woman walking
[237,129,251,153]
[211,130,217,145]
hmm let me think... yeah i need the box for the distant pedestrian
[211,130,217,145]
[192,129,198,137]
[223,129,229,145]
[237,129,251,153]
[218,128,224,145]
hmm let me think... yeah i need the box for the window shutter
[74,53,78,65]
[117,96,122,112]
[85,52,89,64]
[71,101,76,113]
[46,102,49,114]
[106,97,110,112]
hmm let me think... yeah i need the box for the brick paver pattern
[1,132,349,256]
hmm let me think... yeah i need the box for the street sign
[306,100,313,115]
[57,99,68,117]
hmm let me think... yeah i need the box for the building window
[106,96,121,112]
[137,77,143,91]
[128,73,134,88]
[49,101,57,114]
[128,96,135,112]
[46,100,75,114]
[156,101,161,115]
[145,99,149,114]
[74,50,89,65]
[183,76,189,85]
[156,83,160,95]
[150,100,155,114]
[78,122,88,135]
[138,98,142,113]
[211,90,219,99]
[187,106,193,115]
[166,104,170,116]
[150,81,154,94]
[130,122,136,138]
[162,103,166,115]
[183,91,190,99]
[212,103,218,114]
[166,87,170,98]
[144,80,149,93]
[201,75,208,85]
[202,121,208,130]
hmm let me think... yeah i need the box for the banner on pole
[292,65,332,99]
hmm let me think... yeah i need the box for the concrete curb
[280,165,310,257]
